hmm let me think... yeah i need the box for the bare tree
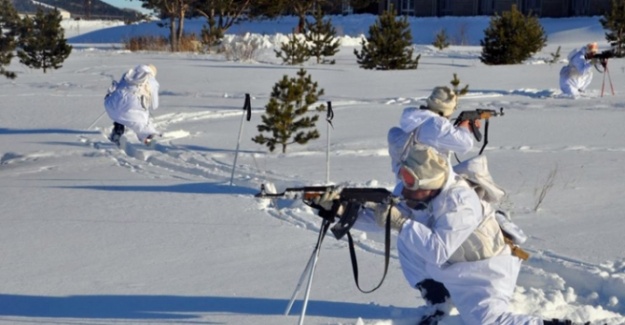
[533,165,558,212]
[193,0,253,47]
[138,0,197,51]
[254,0,329,33]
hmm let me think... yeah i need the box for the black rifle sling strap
[345,203,393,293]
[478,118,489,155]
[318,215,332,248]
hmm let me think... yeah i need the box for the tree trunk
[297,14,305,33]
[177,11,185,50]
[169,16,177,52]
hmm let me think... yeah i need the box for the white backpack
[454,155,527,246]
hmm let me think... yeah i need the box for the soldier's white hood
[399,107,438,133]
[123,65,154,86]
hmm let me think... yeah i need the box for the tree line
[256,0,625,153]
[4,0,625,153]
[123,0,375,52]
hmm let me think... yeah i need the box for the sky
[1,14,625,325]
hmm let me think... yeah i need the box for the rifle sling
[345,205,392,294]
[478,119,489,155]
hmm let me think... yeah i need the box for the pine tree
[450,73,469,96]
[549,46,561,64]
[0,0,20,79]
[17,9,72,73]
[275,30,310,65]
[354,7,420,70]
[433,29,450,50]
[600,0,625,57]
[252,69,325,153]
[304,10,341,64]
[480,5,546,65]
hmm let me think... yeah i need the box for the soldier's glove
[311,188,344,218]
[373,200,408,232]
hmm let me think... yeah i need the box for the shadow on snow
[0,128,99,135]
[59,182,258,196]
[0,294,414,320]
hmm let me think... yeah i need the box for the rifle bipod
[284,216,332,325]
[601,63,615,97]
[283,200,394,325]
[257,185,396,323]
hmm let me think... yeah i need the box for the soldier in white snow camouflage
[104,64,161,146]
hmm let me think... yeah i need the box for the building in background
[27,1,72,19]
[377,0,612,17]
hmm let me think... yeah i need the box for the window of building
[400,0,415,15]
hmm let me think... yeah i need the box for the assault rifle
[256,185,394,240]
[453,108,504,155]
[593,49,615,61]
[256,184,398,324]
[589,49,616,72]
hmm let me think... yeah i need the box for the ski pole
[229,93,252,186]
[601,70,605,97]
[325,101,334,184]
[607,65,615,96]
[87,111,106,130]
[600,62,615,97]
[90,75,117,130]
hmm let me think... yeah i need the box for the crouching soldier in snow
[559,42,598,98]
[313,144,590,325]
[388,86,523,322]
[104,64,161,146]
[388,85,474,193]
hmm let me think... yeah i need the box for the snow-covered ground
[2,15,625,325]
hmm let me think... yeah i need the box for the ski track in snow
[4,89,617,324]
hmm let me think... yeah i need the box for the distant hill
[13,0,145,21]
